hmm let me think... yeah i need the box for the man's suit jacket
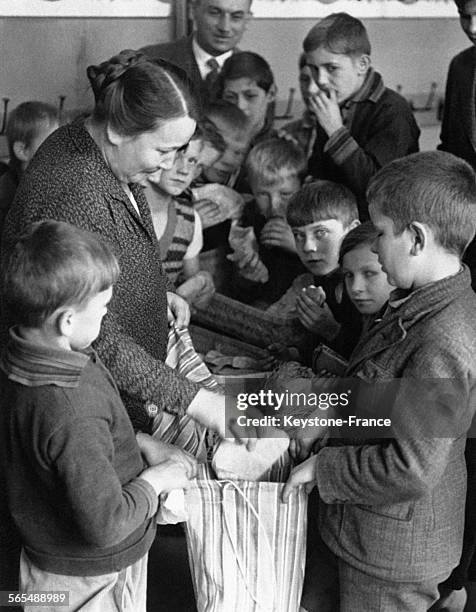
[140,35,211,106]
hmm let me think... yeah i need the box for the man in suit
[141,0,252,106]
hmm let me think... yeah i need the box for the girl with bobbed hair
[2,49,258,440]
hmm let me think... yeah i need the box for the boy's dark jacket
[308,69,420,218]
[314,267,476,581]
[438,46,476,286]
[0,331,158,576]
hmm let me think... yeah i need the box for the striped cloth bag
[151,323,219,459]
[184,462,308,612]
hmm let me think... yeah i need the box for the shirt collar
[341,68,385,109]
[0,327,92,388]
[192,37,233,79]
[388,266,468,314]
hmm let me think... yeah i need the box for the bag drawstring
[219,480,278,612]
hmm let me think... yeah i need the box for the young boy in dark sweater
[302,12,419,216]
[0,221,196,611]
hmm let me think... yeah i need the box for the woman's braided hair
[87,49,197,136]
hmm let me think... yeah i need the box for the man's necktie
[204,58,220,100]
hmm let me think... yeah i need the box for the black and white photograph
[0,1,476,611]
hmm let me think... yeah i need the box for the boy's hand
[228,249,269,284]
[262,342,301,369]
[167,292,190,328]
[260,218,297,254]
[177,272,215,309]
[136,433,197,477]
[296,285,327,333]
[189,271,216,309]
[282,454,319,502]
[309,88,344,138]
[139,458,196,495]
[194,199,224,228]
[192,184,244,222]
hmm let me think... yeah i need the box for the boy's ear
[267,84,277,103]
[348,219,360,232]
[57,308,75,338]
[409,221,427,255]
[355,54,371,76]
[12,141,29,163]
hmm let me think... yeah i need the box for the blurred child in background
[144,125,215,309]
[230,137,307,306]
[0,101,58,240]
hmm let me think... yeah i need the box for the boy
[439,0,476,287]
[220,51,277,148]
[193,100,252,290]
[0,221,195,610]
[0,101,58,241]
[268,180,360,357]
[145,126,215,308]
[302,12,419,216]
[230,137,308,305]
[283,151,476,612]
[279,53,319,161]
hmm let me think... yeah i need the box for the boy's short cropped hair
[2,220,120,328]
[287,180,359,228]
[303,12,371,57]
[219,51,275,94]
[194,117,226,154]
[203,100,249,136]
[339,221,378,264]
[367,151,476,258]
[246,138,307,186]
[6,101,58,161]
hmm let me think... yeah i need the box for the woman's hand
[187,389,272,451]
[167,291,190,328]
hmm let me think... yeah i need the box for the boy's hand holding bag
[184,429,309,612]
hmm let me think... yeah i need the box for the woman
[1,50,254,440]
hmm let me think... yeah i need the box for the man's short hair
[287,180,359,228]
[2,220,120,328]
[246,138,306,186]
[220,51,275,94]
[203,100,249,138]
[367,151,476,258]
[303,12,371,57]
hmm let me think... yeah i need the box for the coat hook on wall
[58,95,66,124]
[275,88,296,120]
[0,98,10,135]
